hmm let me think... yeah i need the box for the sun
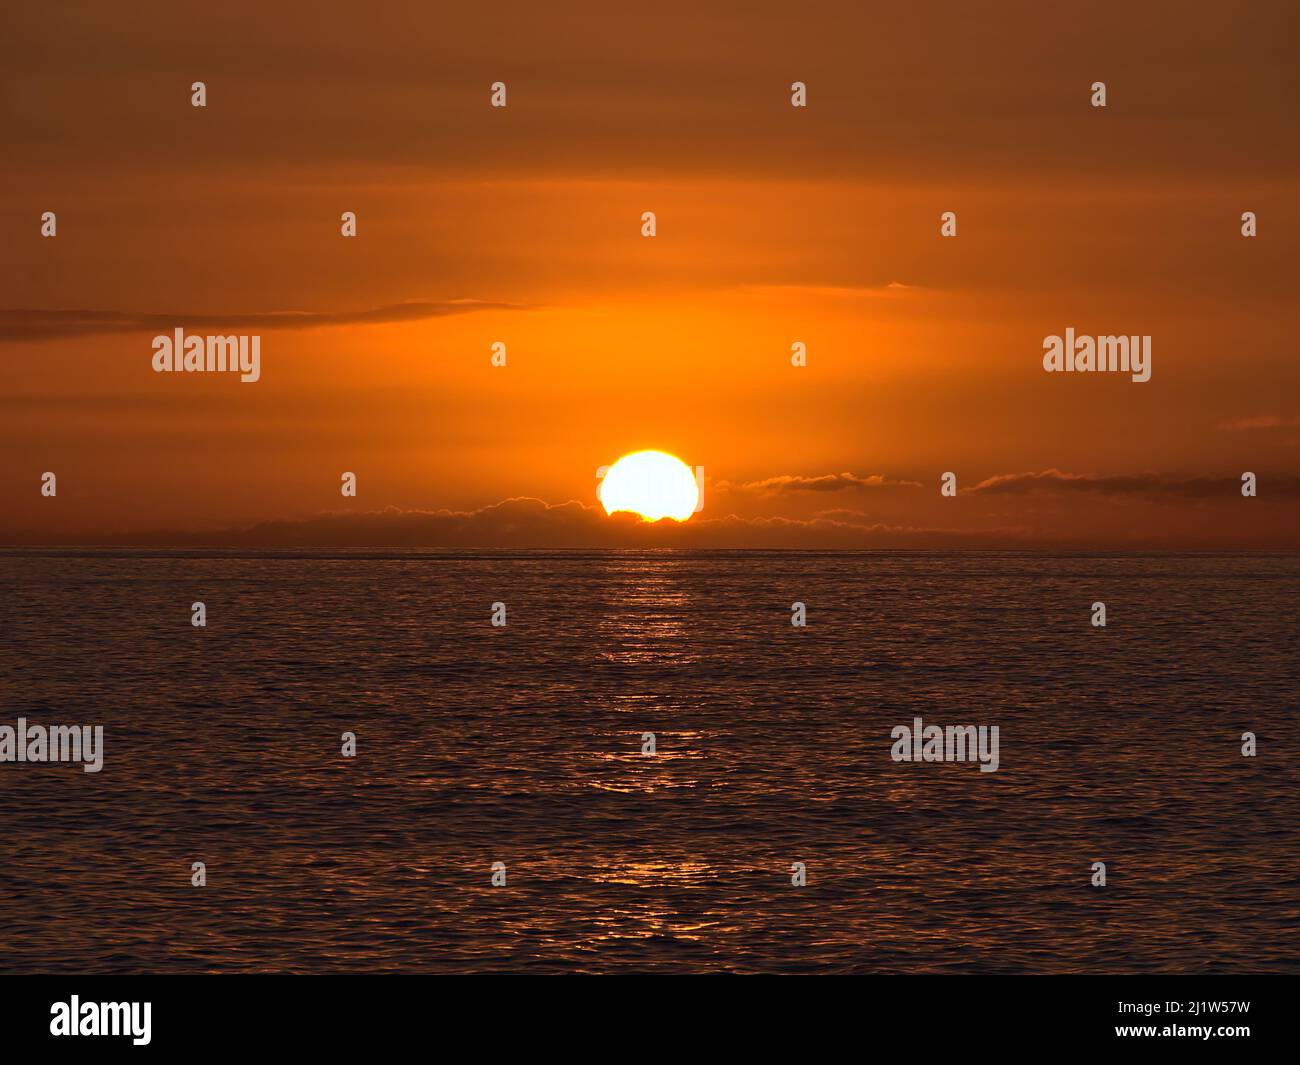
[599,450,700,522]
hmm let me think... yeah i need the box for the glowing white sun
[599,450,699,522]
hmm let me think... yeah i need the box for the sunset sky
[3,0,1298,548]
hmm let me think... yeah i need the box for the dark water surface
[1,550,1296,973]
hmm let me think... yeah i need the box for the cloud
[966,469,1300,499]
[0,301,524,342]
[735,281,921,297]
[1218,415,1300,431]
[10,471,1300,550]
[9,4,1297,184]
[10,497,1031,551]
[720,472,923,495]
[813,509,876,521]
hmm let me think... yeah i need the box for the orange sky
[3,1,1298,548]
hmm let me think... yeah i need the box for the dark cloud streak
[967,469,1300,499]
[0,301,523,342]
[721,472,923,494]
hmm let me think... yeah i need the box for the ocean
[2,549,1297,973]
